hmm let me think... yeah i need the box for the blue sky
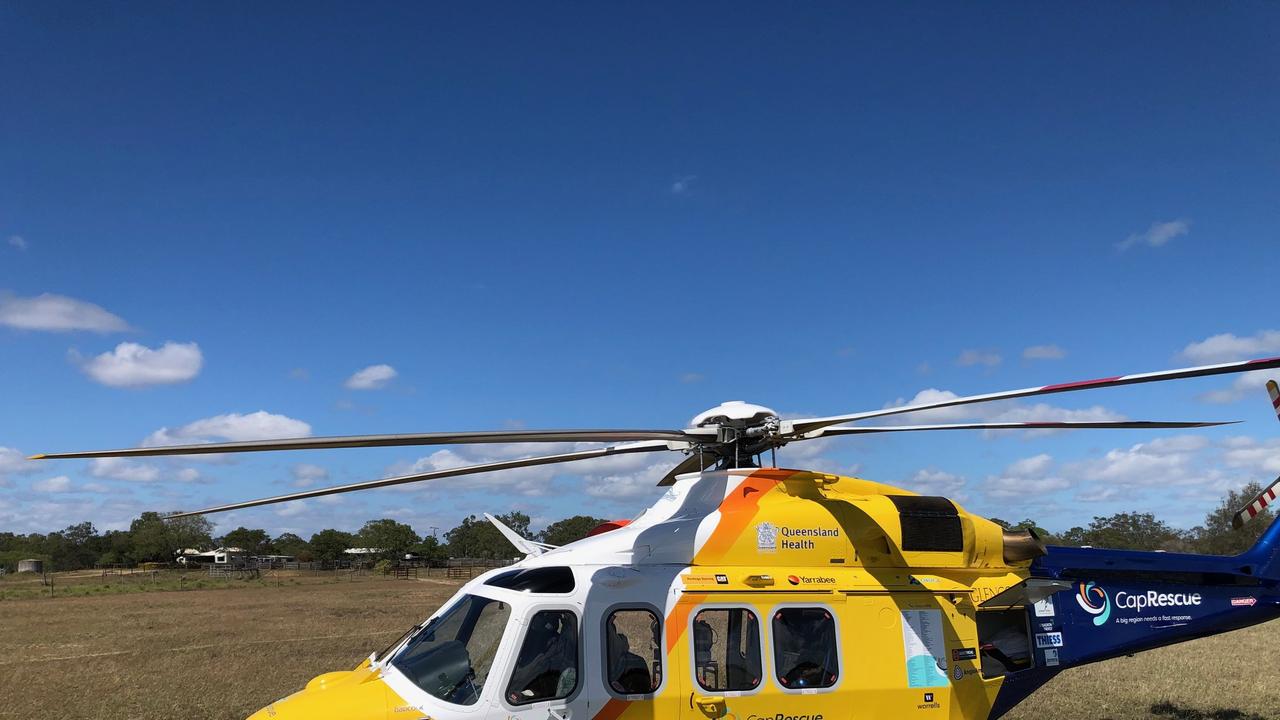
[2,3,1278,539]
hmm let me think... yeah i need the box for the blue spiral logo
[1075,581,1111,626]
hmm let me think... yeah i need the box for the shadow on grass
[1149,702,1272,720]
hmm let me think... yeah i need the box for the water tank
[17,559,44,574]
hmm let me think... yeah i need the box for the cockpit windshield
[389,594,511,706]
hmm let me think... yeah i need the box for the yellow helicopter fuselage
[252,468,1040,720]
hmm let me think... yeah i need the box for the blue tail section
[1240,506,1280,580]
[988,516,1280,718]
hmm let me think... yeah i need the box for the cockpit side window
[605,608,662,696]
[485,567,576,593]
[692,608,763,692]
[506,610,579,705]
[390,594,511,706]
[772,607,840,690]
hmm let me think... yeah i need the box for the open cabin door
[975,579,1071,678]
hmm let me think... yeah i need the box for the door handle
[548,708,571,720]
[693,695,727,718]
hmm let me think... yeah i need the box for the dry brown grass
[1,574,1276,719]
[0,573,462,720]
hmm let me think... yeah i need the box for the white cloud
[880,389,1124,434]
[0,447,37,476]
[144,411,312,447]
[1023,344,1066,360]
[956,349,1002,368]
[33,475,72,493]
[345,364,398,390]
[7,235,27,251]
[1118,219,1190,250]
[291,463,329,488]
[901,469,967,498]
[89,457,161,483]
[1221,437,1280,476]
[670,175,697,195]
[983,454,1070,499]
[1180,330,1280,365]
[1177,331,1280,403]
[77,341,203,388]
[1069,437,1206,486]
[1007,453,1053,477]
[1197,370,1271,404]
[0,292,130,332]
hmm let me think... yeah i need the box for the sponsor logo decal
[1075,581,1111,626]
[952,665,965,681]
[1231,596,1257,607]
[917,692,940,709]
[1077,581,1204,626]
[1033,596,1056,617]
[1034,632,1063,649]
[755,522,840,551]
[786,574,836,586]
[951,647,977,661]
[744,715,825,720]
[1043,648,1060,667]
[756,522,778,552]
[715,573,729,585]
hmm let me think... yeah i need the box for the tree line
[2,482,1274,573]
[0,512,608,572]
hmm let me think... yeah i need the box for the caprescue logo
[1076,581,1204,625]
[1076,581,1111,626]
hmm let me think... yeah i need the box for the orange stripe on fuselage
[664,469,794,654]
[591,697,631,720]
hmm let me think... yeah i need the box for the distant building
[175,547,247,566]
[17,559,44,574]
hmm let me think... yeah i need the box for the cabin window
[772,607,840,690]
[605,608,662,695]
[485,567,576,594]
[976,609,1033,678]
[692,608,763,692]
[389,594,511,706]
[506,610,579,705]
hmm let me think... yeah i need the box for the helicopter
[32,354,1280,720]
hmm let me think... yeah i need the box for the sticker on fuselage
[1044,648,1060,667]
[902,610,950,688]
[1033,596,1056,617]
[1034,632,1064,649]
[756,521,778,552]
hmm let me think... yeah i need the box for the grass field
[0,572,1276,719]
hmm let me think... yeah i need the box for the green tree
[539,515,607,546]
[272,532,313,561]
[130,513,174,562]
[219,527,272,555]
[1189,481,1275,555]
[309,529,355,562]
[445,513,530,560]
[1058,512,1185,551]
[410,535,449,564]
[989,517,1055,544]
[357,519,420,561]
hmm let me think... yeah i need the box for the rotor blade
[31,428,703,461]
[161,441,674,518]
[656,452,715,487]
[790,355,1280,435]
[816,420,1238,437]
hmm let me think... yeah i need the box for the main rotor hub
[688,401,783,467]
